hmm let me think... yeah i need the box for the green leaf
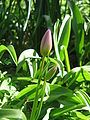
[59,46,70,71]
[0,45,17,65]
[77,69,90,82]
[50,104,84,119]
[67,0,84,63]
[53,15,71,61]
[47,84,73,102]
[0,109,27,120]
[58,14,71,48]
[75,111,90,120]
[16,84,37,100]
[16,84,42,101]
[18,49,39,63]
[17,49,40,73]
[58,15,71,61]
[7,45,17,65]
[53,19,60,60]
[62,65,90,85]
[76,90,90,111]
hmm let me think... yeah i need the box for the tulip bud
[46,65,57,80]
[40,29,52,57]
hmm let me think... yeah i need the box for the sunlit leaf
[58,14,71,48]
[17,49,40,73]
[0,45,17,65]
[75,111,90,120]
[16,84,37,100]
[67,0,84,63]
[0,109,27,120]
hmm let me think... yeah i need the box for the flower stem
[30,57,45,120]
[35,79,46,120]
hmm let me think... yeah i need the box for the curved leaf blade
[0,109,27,120]
[0,45,17,65]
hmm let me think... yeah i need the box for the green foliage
[0,109,27,120]
[0,0,90,120]
[67,0,84,65]
[0,45,17,65]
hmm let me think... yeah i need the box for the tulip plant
[30,29,53,120]
[0,1,90,120]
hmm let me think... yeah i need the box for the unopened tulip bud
[46,65,57,80]
[40,29,52,57]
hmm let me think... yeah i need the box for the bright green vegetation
[0,0,90,120]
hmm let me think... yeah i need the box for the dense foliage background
[0,0,90,120]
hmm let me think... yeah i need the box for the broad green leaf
[67,0,84,63]
[18,49,39,63]
[53,15,71,61]
[73,66,90,82]
[77,70,90,82]
[80,90,90,105]
[62,65,90,85]
[75,111,90,120]
[0,109,27,120]
[76,90,90,111]
[53,19,60,60]
[58,14,71,48]
[0,45,17,65]
[47,84,73,102]
[59,45,70,71]
[17,49,40,73]
[16,84,37,100]
[58,15,71,61]
[82,65,90,71]
[16,84,42,101]
[42,89,88,119]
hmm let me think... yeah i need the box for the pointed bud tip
[40,29,52,57]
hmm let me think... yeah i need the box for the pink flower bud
[40,29,52,57]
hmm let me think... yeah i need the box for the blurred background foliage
[0,0,89,57]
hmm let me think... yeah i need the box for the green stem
[35,79,46,120]
[30,57,45,120]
